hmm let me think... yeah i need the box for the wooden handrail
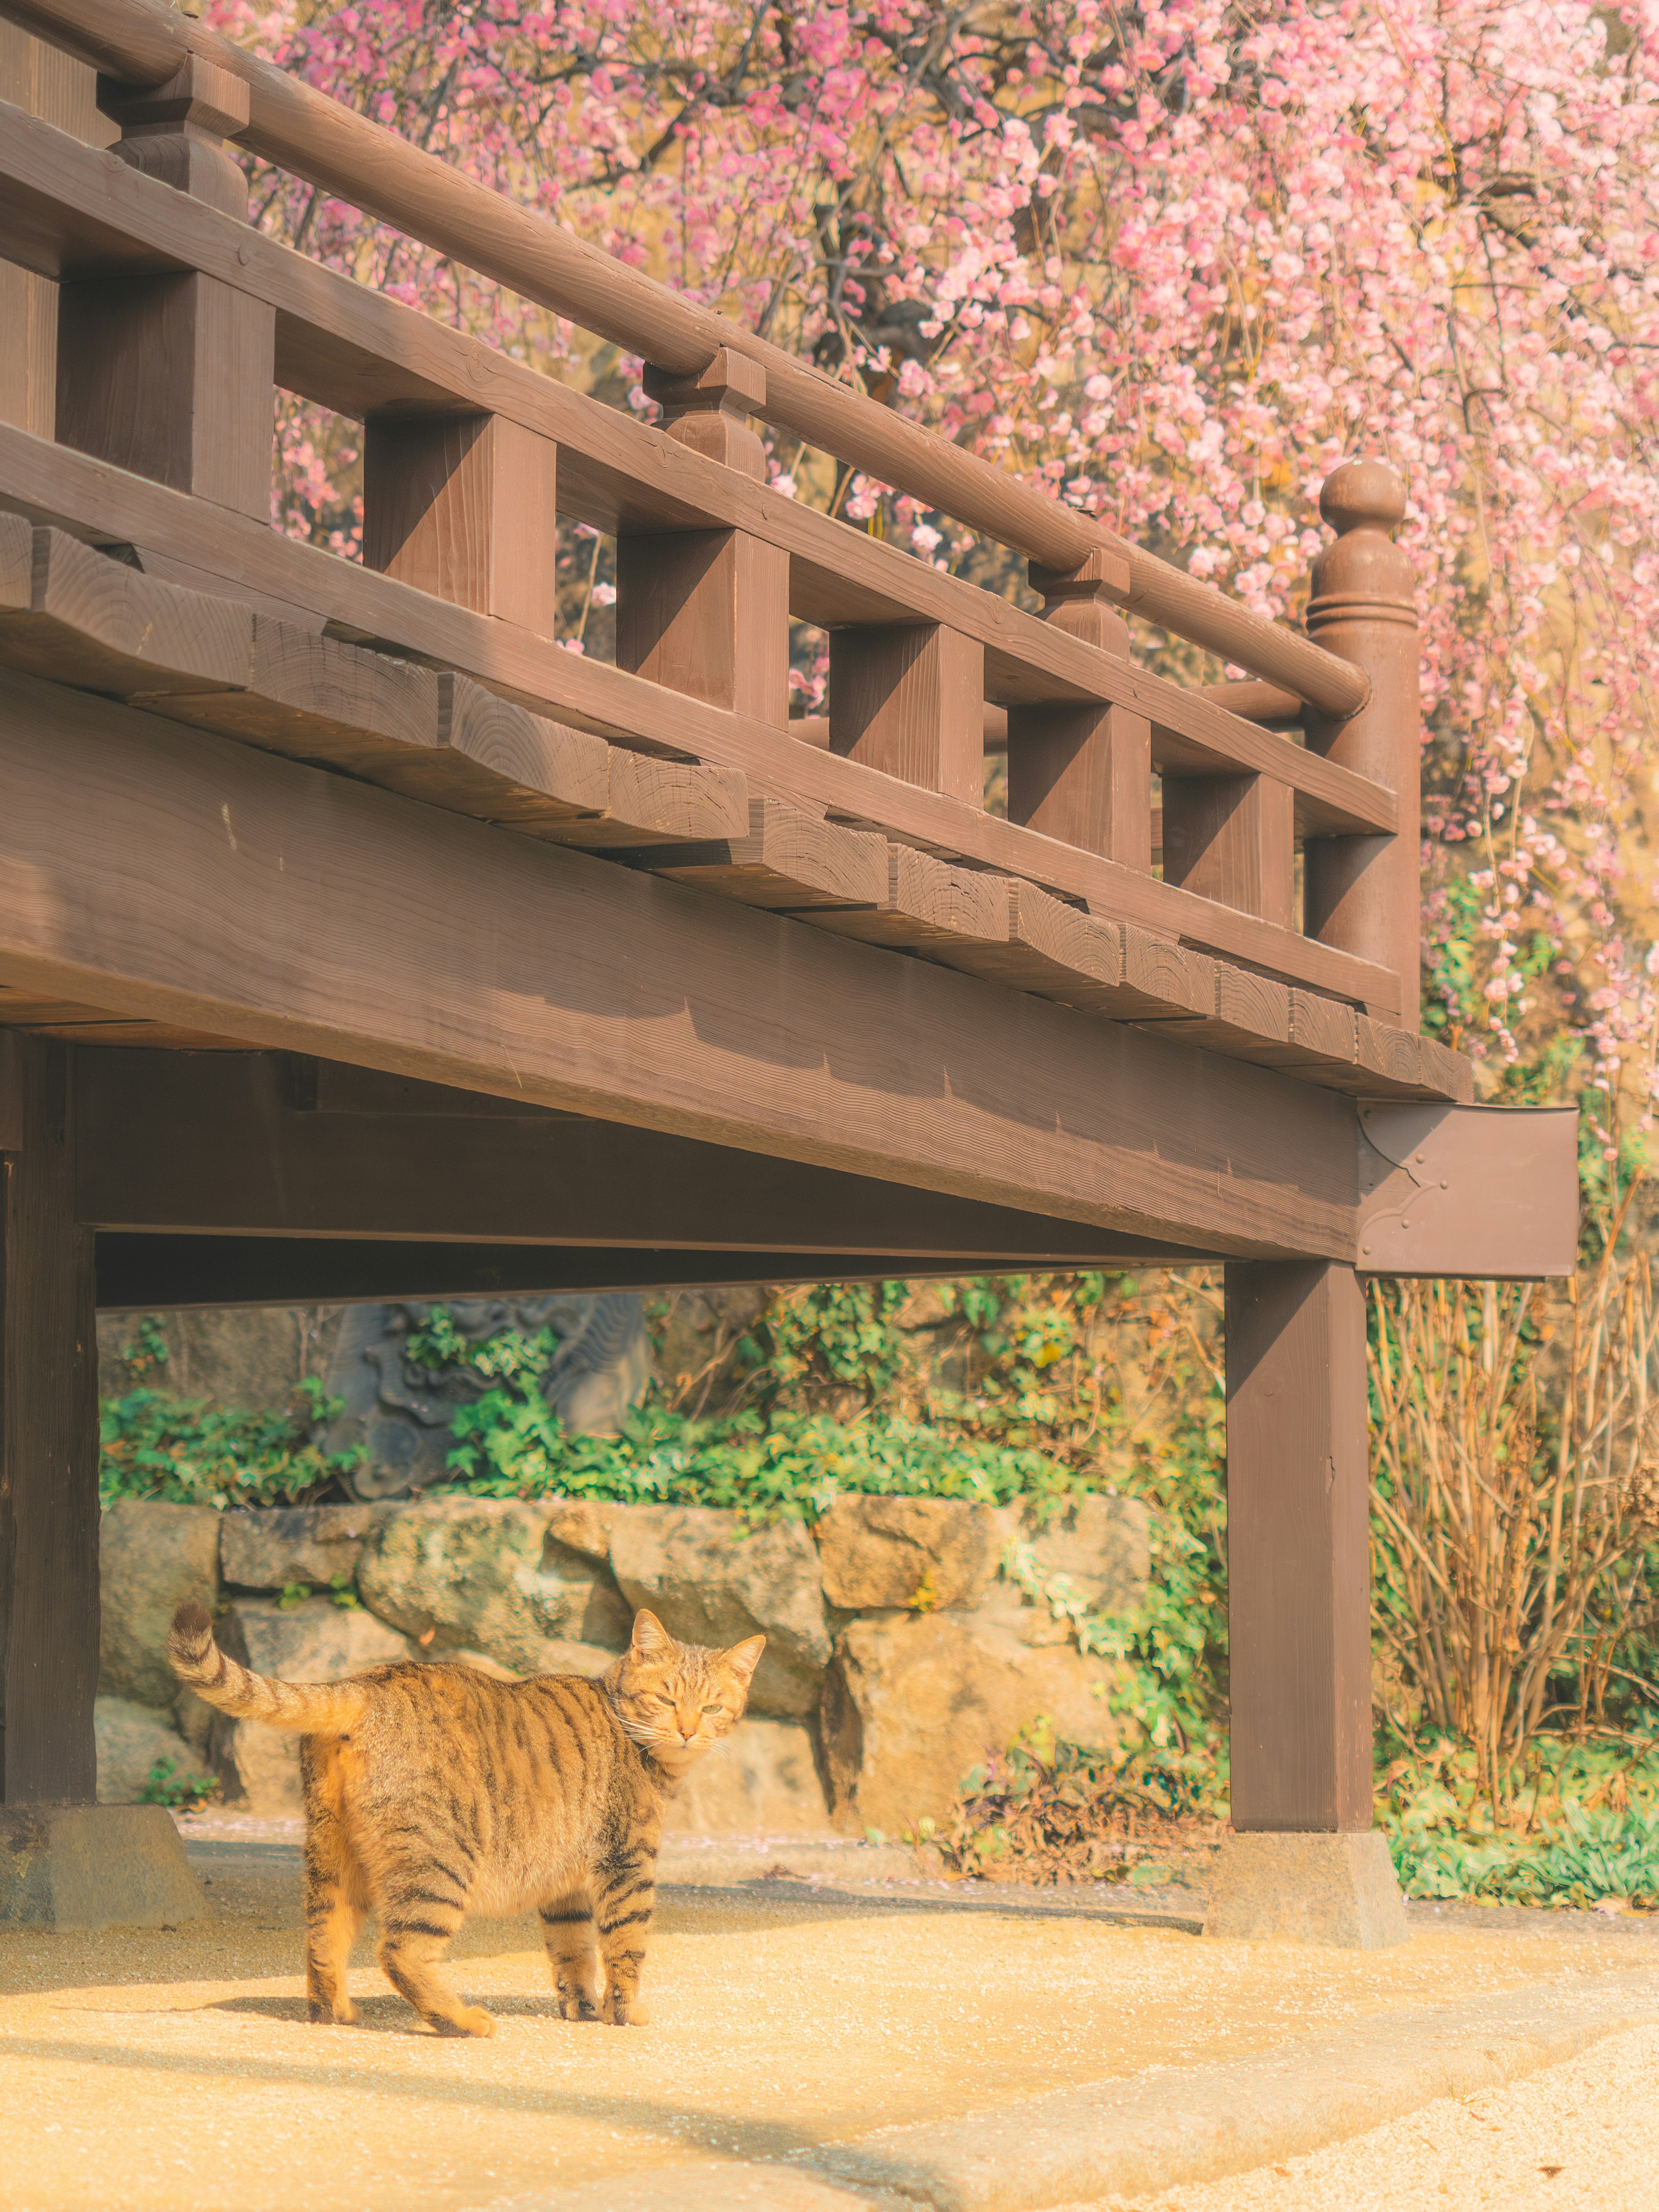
[1,0,1371,720]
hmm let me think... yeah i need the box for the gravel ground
[0,1832,1653,2212]
[1075,2022,1659,2212]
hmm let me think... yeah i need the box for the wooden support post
[618,351,788,725]
[0,26,108,439]
[1303,461,1421,1029]
[1224,1260,1372,1833]
[0,1035,99,1806]
[56,57,273,522]
[830,623,985,804]
[1162,772,1295,926]
[1008,551,1151,868]
[363,413,561,636]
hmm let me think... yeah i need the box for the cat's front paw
[603,1991,649,2027]
[433,2005,496,2038]
[308,1996,360,2026]
[558,1990,601,2022]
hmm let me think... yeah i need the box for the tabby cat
[166,1599,763,2036]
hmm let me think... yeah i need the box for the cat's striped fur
[167,1599,763,2036]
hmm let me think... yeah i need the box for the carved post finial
[98,56,253,223]
[1308,459,1415,630]
[642,348,768,479]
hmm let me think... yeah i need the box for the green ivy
[99,1376,361,1511]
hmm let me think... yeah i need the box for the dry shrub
[1370,1187,1659,1798]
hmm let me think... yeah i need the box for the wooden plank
[0,1033,99,1804]
[57,270,274,521]
[1225,1260,1373,1831]
[830,623,985,806]
[363,412,559,637]
[1415,1033,1476,1107]
[95,1234,1182,1312]
[630,796,887,911]
[1162,772,1295,928]
[0,105,1389,827]
[0,520,251,694]
[810,845,1009,955]
[0,415,1410,1016]
[617,527,790,728]
[1007,699,1153,871]
[0,667,1364,1258]
[75,1046,1197,1262]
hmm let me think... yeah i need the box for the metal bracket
[1356,1103,1579,1279]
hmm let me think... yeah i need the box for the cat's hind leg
[372,1839,491,2037]
[592,1844,657,2027]
[539,1885,602,2021]
[301,1736,368,2026]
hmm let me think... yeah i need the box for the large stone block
[357,1496,633,1673]
[0,1804,208,1929]
[1203,1830,1410,1949]
[665,1718,830,1836]
[819,1612,1123,1832]
[95,1696,210,1805]
[209,1597,415,1812]
[99,1499,222,1707]
[609,1506,830,1718]
[815,1495,998,1610]
[1010,1492,1151,1615]
[219,1503,397,1591]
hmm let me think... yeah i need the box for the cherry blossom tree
[213,0,1659,1195]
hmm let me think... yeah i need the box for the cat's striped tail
[167,1602,369,1735]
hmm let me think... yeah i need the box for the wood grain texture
[0,1033,98,1805]
[0,423,1408,1015]
[632,796,888,911]
[830,623,985,806]
[0,667,1363,1258]
[810,843,1010,954]
[0,521,250,694]
[1161,772,1295,927]
[57,270,273,520]
[1225,1260,1373,1831]
[76,1047,1193,1263]
[363,412,559,636]
[0,25,108,441]
[616,526,789,727]
[1007,699,1153,871]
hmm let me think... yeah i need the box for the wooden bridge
[0,0,1578,1938]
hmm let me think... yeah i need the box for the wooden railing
[0,0,1443,1087]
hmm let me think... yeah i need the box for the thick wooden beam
[73,1049,1199,1263]
[1225,1260,1372,1832]
[0,668,1362,1259]
[0,1033,98,1805]
[94,1236,1166,1312]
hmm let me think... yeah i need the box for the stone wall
[96,1491,1151,1835]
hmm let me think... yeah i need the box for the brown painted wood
[0,24,108,439]
[0,667,1363,1258]
[1007,700,1153,872]
[1225,1259,1373,1832]
[56,269,273,521]
[363,412,559,637]
[0,1033,98,1805]
[74,1046,1197,1263]
[0,420,1408,1010]
[94,1234,1185,1313]
[635,797,888,911]
[616,526,789,727]
[1162,772,1295,927]
[1303,463,1422,1031]
[830,623,985,806]
[0,0,1372,711]
[811,845,1008,957]
[99,51,252,223]
[0,518,251,695]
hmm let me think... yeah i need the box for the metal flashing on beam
[1357,1103,1579,1279]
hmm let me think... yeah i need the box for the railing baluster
[829,622,985,804]
[1161,772,1295,928]
[614,350,788,725]
[363,414,560,636]
[1008,549,1151,868]
[1302,461,1419,1028]
[54,58,273,521]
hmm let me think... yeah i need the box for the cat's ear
[722,1634,766,1687]
[630,1608,672,1657]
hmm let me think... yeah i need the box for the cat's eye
[701,1703,724,1717]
